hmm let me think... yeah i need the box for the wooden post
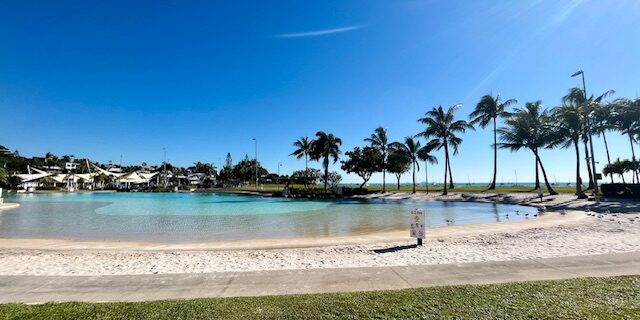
[417,238,423,246]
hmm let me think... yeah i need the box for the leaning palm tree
[365,127,389,192]
[550,103,587,199]
[417,104,473,195]
[310,131,342,193]
[470,94,516,190]
[417,141,438,194]
[389,137,422,193]
[497,101,558,195]
[290,136,312,170]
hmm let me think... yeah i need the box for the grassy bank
[2,276,638,319]
[232,183,583,194]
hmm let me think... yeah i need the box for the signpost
[410,208,425,246]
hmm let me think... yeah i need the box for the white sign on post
[410,208,425,239]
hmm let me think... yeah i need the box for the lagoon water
[1,192,537,242]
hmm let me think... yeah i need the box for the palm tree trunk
[425,161,429,194]
[443,143,449,195]
[574,141,587,199]
[535,151,558,195]
[601,131,613,183]
[534,152,540,190]
[490,117,497,189]
[323,158,328,193]
[447,159,454,189]
[412,161,416,193]
[583,141,594,190]
[305,154,308,171]
[629,134,639,184]
[382,168,386,193]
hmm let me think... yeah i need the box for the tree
[365,127,389,192]
[550,103,587,199]
[470,94,516,190]
[389,137,423,193]
[610,98,640,184]
[232,156,268,184]
[417,142,438,194]
[417,104,473,195]
[325,171,342,191]
[497,101,558,195]
[341,146,383,189]
[603,158,631,184]
[290,168,321,188]
[0,167,8,188]
[290,137,312,170]
[562,87,615,189]
[225,153,233,169]
[310,131,342,193]
[386,148,411,190]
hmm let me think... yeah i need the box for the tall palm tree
[610,98,640,183]
[562,87,615,189]
[290,136,312,170]
[389,137,422,193]
[592,104,616,183]
[497,101,558,195]
[417,104,473,195]
[470,94,516,190]
[310,131,342,192]
[417,142,438,194]
[365,127,389,192]
[550,103,587,199]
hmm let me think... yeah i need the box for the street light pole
[277,162,282,192]
[252,138,258,190]
[572,70,599,201]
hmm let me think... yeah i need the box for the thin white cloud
[272,25,361,39]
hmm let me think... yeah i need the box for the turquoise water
[1,192,537,242]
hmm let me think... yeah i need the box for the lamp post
[252,138,258,190]
[277,162,282,192]
[571,70,599,201]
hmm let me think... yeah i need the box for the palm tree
[592,104,617,183]
[389,137,422,193]
[610,98,640,183]
[562,87,615,189]
[290,136,312,170]
[417,104,473,195]
[497,101,558,195]
[550,103,587,199]
[417,142,438,194]
[603,158,631,184]
[470,94,516,190]
[310,131,342,193]
[365,127,389,192]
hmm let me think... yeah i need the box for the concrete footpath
[1,252,639,304]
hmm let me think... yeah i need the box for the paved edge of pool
[0,211,587,251]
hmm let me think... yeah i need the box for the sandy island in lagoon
[0,192,638,276]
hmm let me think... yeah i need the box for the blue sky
[1,0,639,183]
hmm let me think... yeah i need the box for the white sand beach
[0,192,638,276]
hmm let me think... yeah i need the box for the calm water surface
[1,192,537,242]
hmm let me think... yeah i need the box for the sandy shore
[0,192,638,276]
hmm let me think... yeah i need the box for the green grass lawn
[2,276,638,319]
[231,183,582,194]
